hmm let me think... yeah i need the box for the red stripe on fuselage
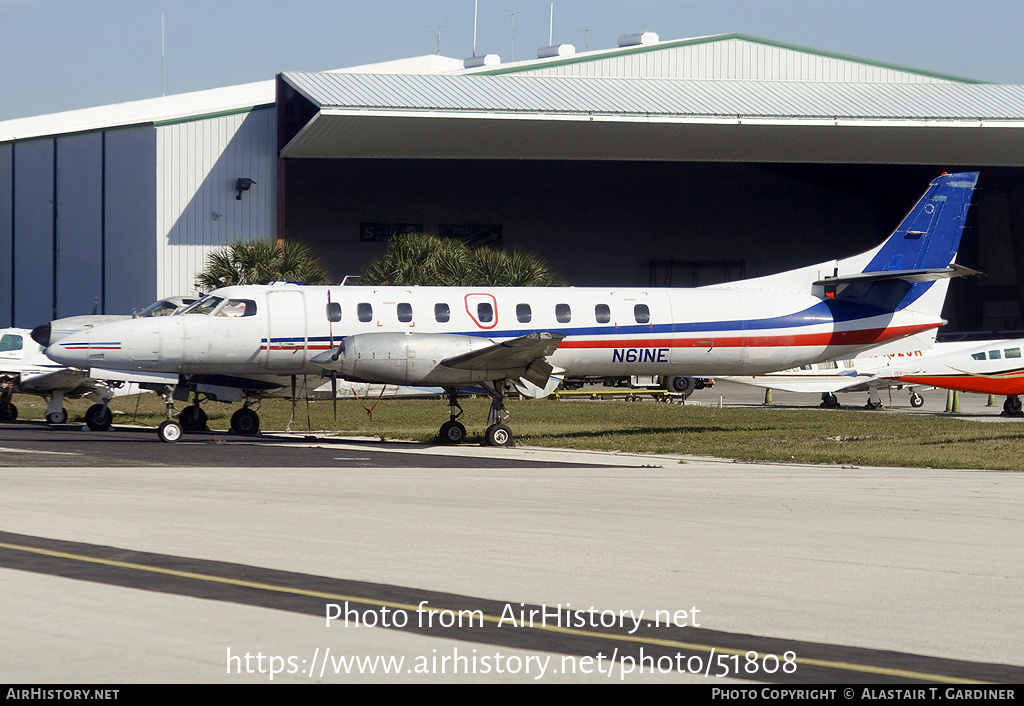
[556,323,938,350]
[896,373,1024,396]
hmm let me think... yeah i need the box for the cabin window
[434,303,450,323]
[556,304,571,323]
[1005,348,1021,359]
[971,352,986,361]
[989,350,1002,360]
[517,304,532,323]
[595,304,610,323]
[634,304,650,324]
[326,302,342,323]
[477,302,494,323]
[0,334,23,352]
[358,303,373,322]
[397,303,413,323]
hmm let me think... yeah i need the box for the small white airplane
[44,172,980,444]
[0,327,110,424]
[718,331,978,409]
[882,337,1024,416]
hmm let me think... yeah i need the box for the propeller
[328,291,337,422]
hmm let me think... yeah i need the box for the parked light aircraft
[882,338,1024,415]
[718,330,978,409]
[44,172,980,444]
[1,327,111,423]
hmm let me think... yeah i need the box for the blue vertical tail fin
[860,172,979,274]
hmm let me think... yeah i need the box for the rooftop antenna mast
[504,3,520,61]
[549,3,553,46]
[434,17,449,55]
[472,0,478,56]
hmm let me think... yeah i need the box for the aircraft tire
[231,408,260,435]
[179,405,207,432]
[46,408,69,424]
[85,404,113,431]
[910,393,924,408]
[1003,396,1023,416]
[664,376,696,397]
[0,402,18,422]
[439,420,466,444]
[158,420,183,443]
[484,423,514,447]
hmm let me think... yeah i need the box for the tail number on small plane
[612,348,669,363]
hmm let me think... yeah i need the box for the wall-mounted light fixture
[235,177,256,200]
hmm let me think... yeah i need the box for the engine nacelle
[313,332,497,386]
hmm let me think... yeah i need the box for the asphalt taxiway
[2,419,1022,683]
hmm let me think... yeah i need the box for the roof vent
[463,54,501,69]
[537,43,576,59]
[618,32,659,47]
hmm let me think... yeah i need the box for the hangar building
[3,33,1024,333]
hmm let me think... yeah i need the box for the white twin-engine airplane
[45,172,980,444]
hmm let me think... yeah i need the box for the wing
[441,332,564,387]
[721,370,881,394]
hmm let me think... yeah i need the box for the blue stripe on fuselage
[277,298,897,345]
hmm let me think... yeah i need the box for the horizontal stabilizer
[815,264,980,288]
[442,332,564,372]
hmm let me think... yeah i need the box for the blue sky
[2,0,1023,121]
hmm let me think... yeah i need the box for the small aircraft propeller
[328,291,338,422]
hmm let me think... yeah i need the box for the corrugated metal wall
[518,38,959,83]
[0,126,158,327]
[156,107,276,298]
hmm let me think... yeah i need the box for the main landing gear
[1002,395,1023,417]
[436,382,515,447]
[157,388,261,442]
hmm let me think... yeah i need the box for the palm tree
[360,232,564,286]
[196,239,331,293]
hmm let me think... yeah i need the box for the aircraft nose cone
[30,323,51,347]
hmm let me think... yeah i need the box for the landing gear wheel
[665,376,696,397]
[230,408,260,435]
[910,393,924,408]
[820,393,841,409]
[439,420,467,444]
[157,420,182,442]
[865,401,883,410]
[0,402,17,422]
[1003,396,1023,416]
[85,403,113,431]
[179,405,207,432]
[46,408,69,424]
[484,423,514,447]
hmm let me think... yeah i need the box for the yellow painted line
[0,540,987,684]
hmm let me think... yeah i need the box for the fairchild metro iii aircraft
[45,172,980,444]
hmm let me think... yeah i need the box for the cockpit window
[138,300,179,317]
[971,352,986,361]
[182,296,224,315]
[0,334,23,352]
[179,296,256,317]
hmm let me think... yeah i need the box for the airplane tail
[840,171,978,276]
[827,171,979,317]
[730,172,979,320]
